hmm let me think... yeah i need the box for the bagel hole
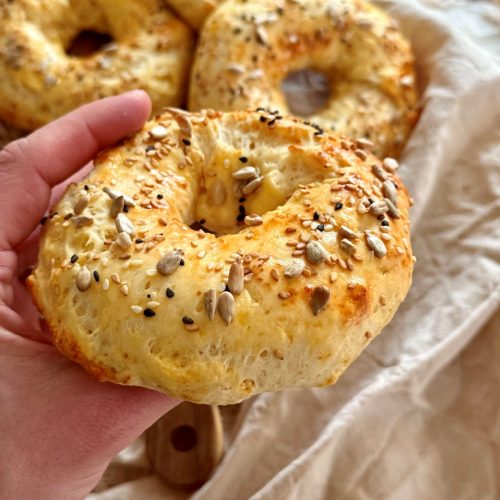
[66,30,114,57]
[282,69,331,117]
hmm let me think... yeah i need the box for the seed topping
[217,291,235,326]
[115,231,132,250]
[76,266,91,292]
[73,195,89,215]
[115,214,135,235]
[228,260,244,295]
[310,285,330,315]
[365,232,387,258]
[232,166,259,180]
[157,250,184,276]
[305,240,328,264]
[284,259,305,278]
[110,196,125,218]
[340,238,357,256]
[204,288,217,320]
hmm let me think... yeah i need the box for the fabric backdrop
[89,1,500,498]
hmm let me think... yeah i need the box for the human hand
[0,91,178,500]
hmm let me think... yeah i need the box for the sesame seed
[93,270,100,282]
[103,279,110,291]
[147,301,161,308]
[70,254,78,264]
[182,316,194,325]
[335,202,343,210]
[143,308,156,317]
[120,284,129,296]
[278,291,290,299]
[131,305,143,314]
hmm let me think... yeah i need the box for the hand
[0,92,178,500]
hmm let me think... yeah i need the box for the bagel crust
[28,109,413,405]
[165,0,223,29]
[0,0,194,130]
[189,0,418,158]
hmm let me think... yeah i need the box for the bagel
[28,109,414,405]
[189,0,418,158]
[0,0,194,130]
[165,0,223,29]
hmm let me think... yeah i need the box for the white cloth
[89,1,500,498]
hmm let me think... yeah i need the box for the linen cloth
[89,1,500,498]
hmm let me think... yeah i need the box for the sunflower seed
[310,285,330,315]
[149,125,169,140]
[305,240,328,264]
[340,238,357,255]
[382,181,398,206]
[372,164,389,181]
[209,178,227,205]
[73,195,89,215]
[115,214,135,235]
[72,216,93,228]
[115,231,132,250]
[244,214,263,226]
[370,201,389,216]
[76,266,91,292]
[284,259,305,278]
[242,176,263,195]
[339,225,360,240]
[382,157,399,172]
[217,291,235,325]
[156,249,183,276]
[232,166,259,181]
[103,187,136,208]
[204,288,217,320]
[384,198,400,219]
[365,232,387,258]
[166,107,192,137]
[228,260,244,295]
[110,196,125,218]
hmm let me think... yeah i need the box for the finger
[0,90,151,250]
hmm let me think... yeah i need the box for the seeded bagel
[189,0,418,158]
[28,109,413,405]
[0,0,193,130]
[165,0,224,29]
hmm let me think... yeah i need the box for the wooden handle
[146,402,224,490]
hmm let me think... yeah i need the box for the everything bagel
[28,109,413,405]
[0,0,193,130]
[189,0,418,158]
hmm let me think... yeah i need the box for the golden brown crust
[29,109,413,405]
[0,0,194,130]
[189,0,419,158]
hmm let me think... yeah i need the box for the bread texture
[0,0,193,130]
[28,109,413,405]
[189,0,418,158]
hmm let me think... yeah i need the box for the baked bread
[28,109,414,405]
[165,0,223,29]
[189,0,418,158]
[0,0,193,130]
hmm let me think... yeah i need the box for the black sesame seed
[182,138,191,146]
[378,214,385,220]
[368,197,374,204]
[147,294,151,298]
[239,197,246,203]
[179,259,185,266]
[70,254,78,264]
[40,216,48,225]
[256,107,266,112]
[381,220,390,227]
[239,156,248,163]
[49,212,58,219]
[84,185,89,191]
[259,116,267,123]
[123,205,129,213]
[143,308,156,317]
[166,288,175,298]
[64,213,73,220]
[239,205,246,214]
[313,211,320,221]
[317,223,325,231]
[182,316,194,325]
[236,213,245,222]
[335,202,343,210]
[157,194,163,199]
[268,118,277,126]
[93,270,100,282]
[135,238,144,244]
[145,145,155,152]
